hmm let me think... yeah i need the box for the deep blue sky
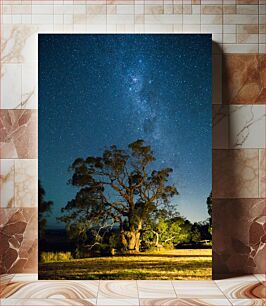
[39,34,212,229]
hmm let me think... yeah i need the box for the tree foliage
[206,191,212,234]
[58,140,178,252]
[39,180,53,240]
[142,209,191,249]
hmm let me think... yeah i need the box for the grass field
[39,249,212,280]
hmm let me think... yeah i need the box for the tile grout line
[171,279,179,299]
[96,279,100,305]
[136,279,140,306]
[213,280,232,305]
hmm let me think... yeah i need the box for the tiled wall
[0,0,265,279]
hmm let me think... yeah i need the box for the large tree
[59,140,178,252]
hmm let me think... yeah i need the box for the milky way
[39,34,212,228]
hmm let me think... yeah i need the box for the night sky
[39,34,212,229]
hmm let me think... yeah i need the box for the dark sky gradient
[39,34,212,229]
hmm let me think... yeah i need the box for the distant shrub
[41,252,73,263]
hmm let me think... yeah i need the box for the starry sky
[39,34,212,229]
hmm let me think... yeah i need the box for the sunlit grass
[41,251,73,263]
[39,249,212,280]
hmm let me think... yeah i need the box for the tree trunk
[152,230,160,247]
[120,229,141,253]
[120,211,142,252]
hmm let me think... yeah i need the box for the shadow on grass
[39,255,212,280]
[124,254,212,258]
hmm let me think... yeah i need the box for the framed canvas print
[38,34,212,280]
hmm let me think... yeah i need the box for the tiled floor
[0,274,265,305]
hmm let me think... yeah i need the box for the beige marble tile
[11,274,38,282]
[222,43,258,53]
[237,33,259,44]
[202,0,223,3]
[140,298,232,305]
[86,24,107,32]
[2,4,11,14]
[54,14,63,24]
[117,5,134,15]
[0,299,97,305]
[135,4,144,15]
[259,4,265,14]
[98,281,138,299]
[87,5,107,15]
[201,5,223,14]
[144,24,174,33]
[32,4,53,15]
[215,276,265,299]
[1,281,99,299]
[201,24,223,33]
[223,5,237,14]
[116,24,134,32]
[237,4,259,14]
[0,159,15,208]
[97,299,139,305]
[107,14,134,24]
[21,62,36,109]
[135,15,144,24]
[138,281,176,298]
[259,34,265,43]
[223,25,237,33]
[223,14,258,25]
[259,44,265,54]
[223,33,236,43]
[254,274,266,283]
[183,14,200,24]
[135,24,145,32]
[182,5,192,14]
[1,25,38,64]
[32,14,54,24]
[229,300,266,306]
[237,25,259,34]
[14,159,37,208]
[73,14,86,24]
[201,15,223,25]
[229,105,265,149]
[236,0,258,4]
[144,14,182,24]
[183,24,201,32]
[144,5,164,15]
[191,5,200,14]
[106,5,116,15]
[172,281,225,298]
[73,5,86,15]
[1,64,22,109]
[164,4,174,15]
[173,5,182,14]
